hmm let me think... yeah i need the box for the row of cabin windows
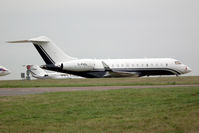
[111,63,168,68]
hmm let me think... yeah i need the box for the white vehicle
[0,66,10,76]
[26,65,71,79]
[8,36,192,78]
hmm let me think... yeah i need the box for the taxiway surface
[0,84,199,96]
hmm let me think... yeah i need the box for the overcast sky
[0,0,198,80]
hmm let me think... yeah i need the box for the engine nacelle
[61,59,95,71]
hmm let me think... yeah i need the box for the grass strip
[0,86,199,133]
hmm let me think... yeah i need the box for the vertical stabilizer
[8,36,76,65]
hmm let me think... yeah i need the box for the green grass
[0,76,199,88]
[0,86,199,133]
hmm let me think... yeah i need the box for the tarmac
[0,84,199,96]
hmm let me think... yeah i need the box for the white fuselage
[26,65,81,79]
[60,58,191,77]
[0,66,10,76]
[32,72,71,79]
[33,73,83,79]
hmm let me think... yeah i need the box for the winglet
[102,61,112,71]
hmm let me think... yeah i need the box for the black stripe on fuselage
[89,68,181,75]
[33,44,55,64]
[29,71,37,76]
[110,68,181,75]
[42,66,181,78]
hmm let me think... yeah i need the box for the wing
[102,61,140,77]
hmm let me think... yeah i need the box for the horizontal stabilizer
[7,36,49,43]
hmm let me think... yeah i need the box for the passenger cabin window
[146,64,148,67]
[175,61,181,65]
[166,63,168,67]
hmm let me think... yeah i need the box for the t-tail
[26,65,46,77]
[7,36,76,65]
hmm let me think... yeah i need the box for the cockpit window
[175,61,182,65]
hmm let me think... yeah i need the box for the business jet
[0,66,10,76]
[25,65,73,79]
[8,36,192,78]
